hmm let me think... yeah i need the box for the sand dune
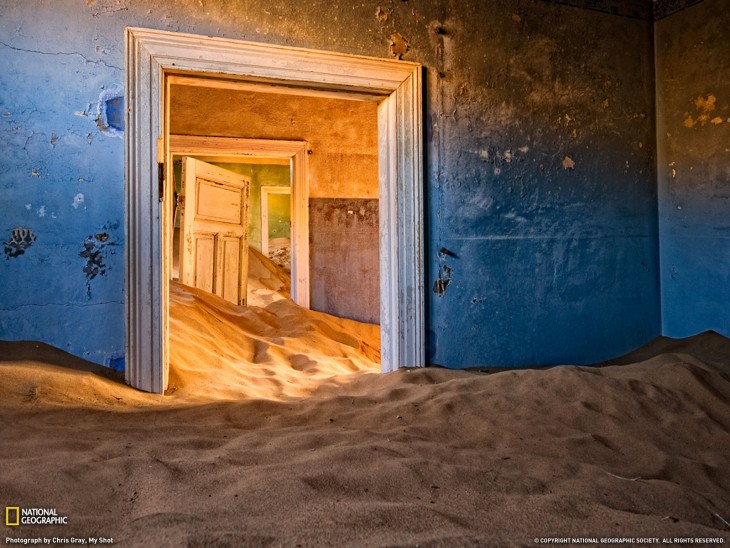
[1,286,729,546]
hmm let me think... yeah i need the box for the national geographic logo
[5,507,68,526]
[5,507,19,527]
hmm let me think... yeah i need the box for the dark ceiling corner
[542,0,705,21]
[653,0,704,20]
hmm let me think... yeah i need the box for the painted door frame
[169,134,309,308]
[125,27,425,394]
[259,185,292,258]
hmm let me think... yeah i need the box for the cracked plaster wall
[0,0,684,369]
[655,0,730,337]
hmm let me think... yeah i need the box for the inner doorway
[125,28,425,393]
[260,185,291,271]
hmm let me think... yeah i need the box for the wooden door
[180,157,250,305]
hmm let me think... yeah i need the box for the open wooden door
[180,157,250,305]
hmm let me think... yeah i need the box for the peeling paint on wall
[95,85,124,137]
[433,247,456,297]
[388,32,409,59]
[0,0,670,370]
[683,94,723,128]
[4,227,36,258]
[80,233,110,279]
[79,232,117,297]
[656,0,729,338]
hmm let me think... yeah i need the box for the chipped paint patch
[562,156,576,170]
[433,248,456,297]
[36,206,46,218]
[72,193,85,209]
[388,32,409,60]
[504,211,527,222]
[79,232,116,296]
[684,94,723,128]
[95,84,124,137]
[433,263,453,296]
[375,6,389,22]
[695,94,716,113]
[4,227,36,258]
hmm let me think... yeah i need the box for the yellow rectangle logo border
[5,506,20,526]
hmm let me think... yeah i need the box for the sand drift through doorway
[125,27,425,393]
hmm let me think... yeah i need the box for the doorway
[260,185,291,271]
[125,28,425,393]
[167,133,310,308]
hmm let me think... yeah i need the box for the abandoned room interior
[0,0,729,544]
[1,0,728,388]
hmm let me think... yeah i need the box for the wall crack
[0,40,122,71]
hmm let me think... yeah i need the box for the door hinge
[158,162,165,202]
[157,137,165,202]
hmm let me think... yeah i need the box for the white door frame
[125,27,425,393]
[259,185,292,258]
[169,134,309,308]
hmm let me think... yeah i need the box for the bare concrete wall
[310,199,380,324]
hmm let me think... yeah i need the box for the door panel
[220,236,242,303]
[196,181,242,223]
[180,157,250,305]
[194,233,216,293]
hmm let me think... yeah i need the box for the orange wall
[169,84,379,199]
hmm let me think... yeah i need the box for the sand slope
[1,286,729,546]
[168,281,380,402]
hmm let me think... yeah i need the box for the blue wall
[0,0,672,369]
[426,2,661,366]
[0,4,125,366]
[656,0,730,339]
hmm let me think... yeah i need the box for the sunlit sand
[1,287,729,544]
